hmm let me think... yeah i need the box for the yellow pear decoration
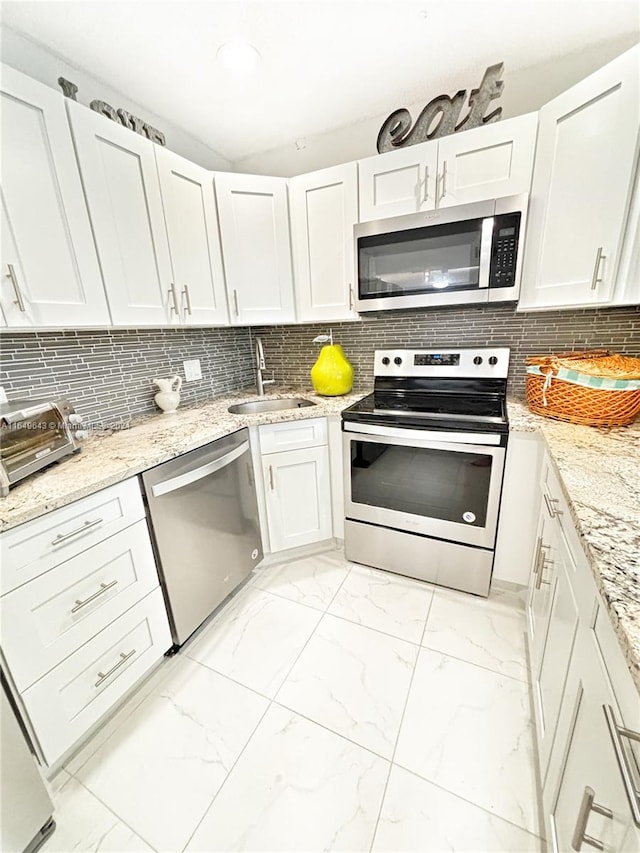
[310,332,354,396]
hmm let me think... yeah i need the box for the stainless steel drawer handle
[51,517,104,546]
[6,264,26,312]
[233,289,240,317]
[168,283,180,316]
[423,165,429,203]
[536,546,551,590]
[590,247,606,291]
[571,785,612,850]
[268,465,275,491]
[603,704,640,827]
[94,649,136,688]
[181,285,192,316]
[349,284,355,311]
[71,580,118,613]
[441,161,447,200]
[543,492,563,518]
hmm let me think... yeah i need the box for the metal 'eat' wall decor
[377,63,505,153]
[57,77,166,145]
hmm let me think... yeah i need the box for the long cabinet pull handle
[532,535,543,581]
[571,785,612,851]
[441,161,447,200]
[543,492,563,518]
[423,165,429,203]
[349,284,355,311]
[94,649,136,688]
[590,247,606,291]
[268,465,275,491]
[233,289,240,317]
[6,264,26,312]
[603,704,640,827]
[181,285,192,316]
[71,580,118,613]
[51,517,103,546]
[535,545,551,590]
[169,283,180,316]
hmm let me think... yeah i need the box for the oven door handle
[343,421,502,447]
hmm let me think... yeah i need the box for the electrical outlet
[183,359,202,381]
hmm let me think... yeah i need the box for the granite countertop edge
[2,388,638,694]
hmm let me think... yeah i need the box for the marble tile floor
[44,548,544,853]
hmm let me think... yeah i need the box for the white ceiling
[2,0,639,162]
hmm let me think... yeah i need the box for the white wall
[233,33,640,177]
[0,26,232,171]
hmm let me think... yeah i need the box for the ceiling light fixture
[217,42,262,73]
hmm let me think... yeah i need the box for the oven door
[343,423,506,549]
[355,200,495,312]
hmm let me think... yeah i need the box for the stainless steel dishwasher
[142,428,263,647]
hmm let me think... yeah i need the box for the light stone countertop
[1,387,638,692]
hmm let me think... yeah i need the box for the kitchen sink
[227,398,317,415]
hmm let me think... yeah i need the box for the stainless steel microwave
[354,194,528,312]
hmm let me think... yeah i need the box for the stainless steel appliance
[342,348,510,596]
[355,194,527,311]
[1,676,55,852]
[142,429,263,647]
[0,398,81,497]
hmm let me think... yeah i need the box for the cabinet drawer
[21,588,171,766]
[259,417,327,454]
[1,520,160,691]
[1,478,145,595]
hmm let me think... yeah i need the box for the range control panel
[374,348,510,379]
[489,212,521,289]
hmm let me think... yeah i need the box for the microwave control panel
[489,212,521,288]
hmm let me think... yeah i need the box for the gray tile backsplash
[1,305,638,427]
[252,304,640,397]
[0,327,255,427]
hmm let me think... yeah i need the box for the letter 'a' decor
[377,63,505,153]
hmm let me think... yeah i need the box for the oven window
[350,440,492,527]
[0,408,69,476]
[359,218,484,299]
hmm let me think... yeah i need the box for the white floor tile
[328,565,433,643]
[372,765,544,853]
[252,551,351,610]
[395,649,539,835]
[277,614,417,758]
[43,774,152,852]
[186,704,389,852]
[75,659,268,852]
[422,588,528,681]
[186,587,322,697]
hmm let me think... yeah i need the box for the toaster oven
[0,399,81,496]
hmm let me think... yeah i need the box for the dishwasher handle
[150,440,249,497]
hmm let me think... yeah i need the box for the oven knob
[473,356,483,365]
[381,357,390,366]
[394,357,403,366]
[489,356,498,366]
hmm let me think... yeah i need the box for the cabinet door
[155,147,229,325]
[0,64,109,327]
[67,101,174,326]
[436,113,537,208]
[215,172,295,325]
[290,163,359,322]
[263,446,332,552]
[358,141,438,221]
[533,526,581,780]
[550,639,638,853]
[520,46,639,309]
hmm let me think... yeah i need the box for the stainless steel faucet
[255,337,276,396]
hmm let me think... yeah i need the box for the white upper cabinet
[435,113,537,208]
[358,141,438,221]
[155,147,229,325]
[215,172,295,325]
[289,162,359,322]
[0,64,110,327]
[520,46,640,310]
[67,101,175,326]
[357,114,537,222]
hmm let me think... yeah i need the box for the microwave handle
[478,216,494,289]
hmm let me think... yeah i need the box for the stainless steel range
[342,347,510,596]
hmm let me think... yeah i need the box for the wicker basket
[526,350,640,428]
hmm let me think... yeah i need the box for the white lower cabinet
[20,588,170,766]
[258,419,332,553]
[527,450,640,850]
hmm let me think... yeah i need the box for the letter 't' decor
[377,63,505,153]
